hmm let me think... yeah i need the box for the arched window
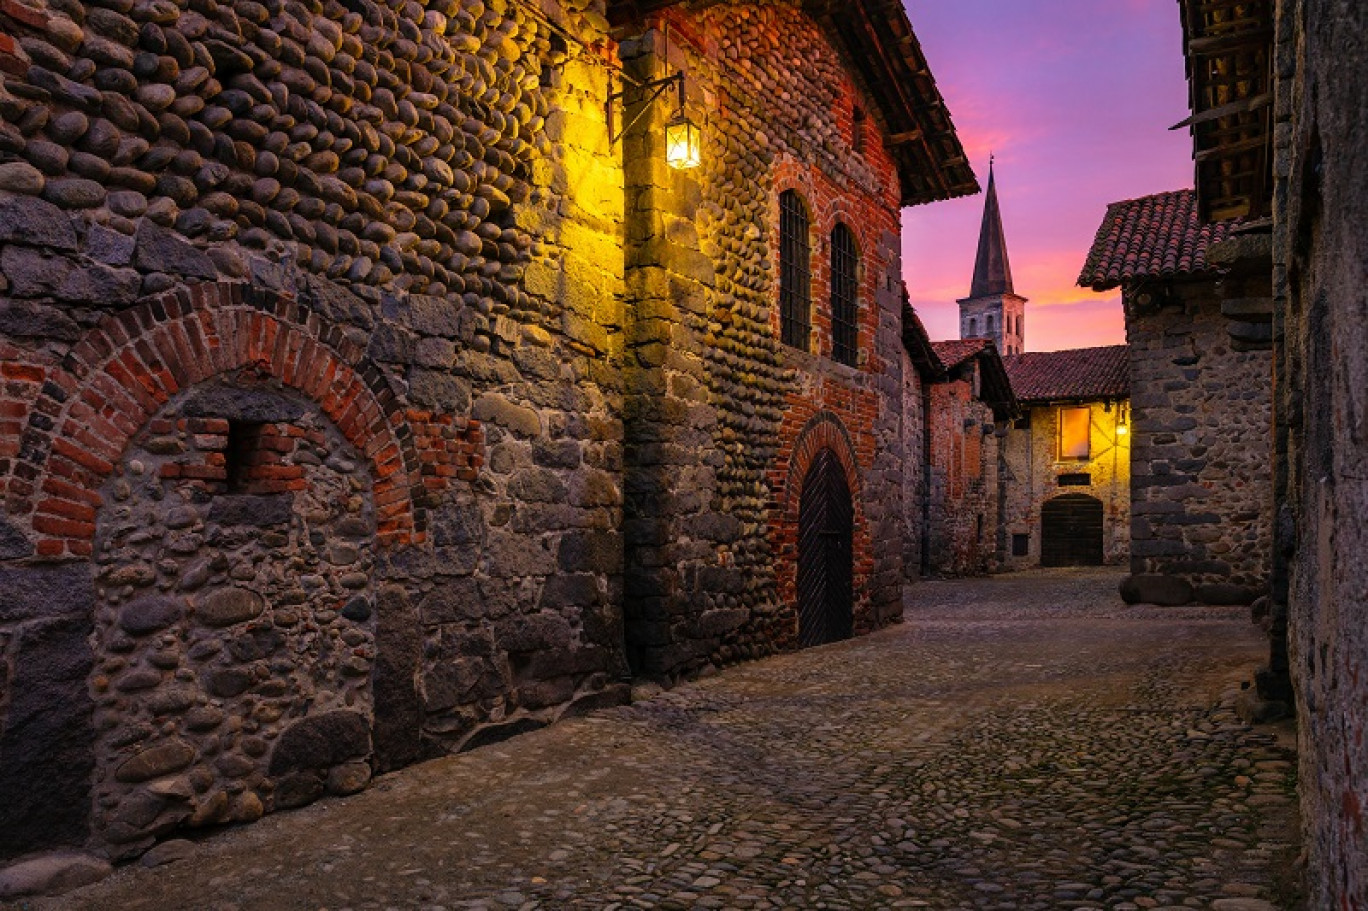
[830,223,859,366]
[986,314,995,333]
[779,190,811,350]
[968,317,977,336]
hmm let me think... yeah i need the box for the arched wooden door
[1041,493,1104,566]
[797,448,854,646]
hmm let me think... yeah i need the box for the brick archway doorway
[1041,493,1105,567]
[797,448,854,647]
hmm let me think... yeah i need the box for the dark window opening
[976,514,984,541]
[225,420,265,493]
[1012,533,1030,557]
[779,189,811,351]
[1058,472,1092,487]
[830,223,859,366]
[852,107,866,154]
[1013,414,1032,430]
[968,316,977,336]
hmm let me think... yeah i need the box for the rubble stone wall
[0,0,632,861]
[1274,0,1368,903]
[1123,278,1272,604]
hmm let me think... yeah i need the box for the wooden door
[797,449,854,646]
[1041,493,1104,566]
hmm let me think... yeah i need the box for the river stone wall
[1123,276,1272,605]
[0,0,631,862]
[617,0,909,677]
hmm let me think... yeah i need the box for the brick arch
[782,410,862,520]
[9,282,425,556]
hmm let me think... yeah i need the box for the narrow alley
[15,569,1299,911]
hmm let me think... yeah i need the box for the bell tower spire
[958,159,1028,355]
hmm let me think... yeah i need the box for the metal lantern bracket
[608,71,686,146]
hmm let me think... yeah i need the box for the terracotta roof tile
[1077,189,1244,291]
[929,338,992,370]
[1002,345,1129,403]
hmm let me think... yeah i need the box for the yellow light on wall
[608,71,701,169]
[1117,422,1129,436]
[665,115,701,170]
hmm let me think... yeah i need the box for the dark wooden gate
[1041,493,1104,566]
[797,448,854,647]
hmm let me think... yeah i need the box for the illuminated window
[830,223,858,366]
[779,190,811,350]
[1058,406,1091,460]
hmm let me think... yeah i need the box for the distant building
[1001,346,1131,569]
[924,339,1016,576]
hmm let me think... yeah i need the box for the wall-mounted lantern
[609,71,701,170]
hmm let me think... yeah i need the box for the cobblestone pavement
[17,568,1300,911]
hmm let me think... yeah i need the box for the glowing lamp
[608,71,701,169]
[665,115,701,169]
[1117,422,1129,436]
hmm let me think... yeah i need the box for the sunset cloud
[901,0,1193,351]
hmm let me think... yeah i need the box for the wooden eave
[972,345,1019,422]
[608,0,979,207]
[901,299,944,380]
[1176,0,1274,222]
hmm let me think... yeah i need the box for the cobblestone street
[15,569,1300,911]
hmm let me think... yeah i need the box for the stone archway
[89,377,378,858]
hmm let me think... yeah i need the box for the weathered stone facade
[0,0,972,869]
[1122,279,1272,605]
[1080,191,1274,607]
[1271,0,1368,902]
[1000,399,1130,569]
[922,341,1012,577]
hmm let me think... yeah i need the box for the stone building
[1079,189,1272,607]
[0,0,975,867]
[921,338,1014,576]
[1000,345,1130,569]
[1165,0,1368,899]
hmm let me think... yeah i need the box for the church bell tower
[958,160,1027,355]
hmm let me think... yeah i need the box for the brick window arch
[779,189,811,351]
[830,223,859,367]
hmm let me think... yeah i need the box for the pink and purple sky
[901,0,1195,350]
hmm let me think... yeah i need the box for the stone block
[114,738,196,783]
[194,587,265,627]
[1119,573,1194,606]
[118,596,184,635]
[182,387,306,423]
[268,711,371,775]
[0,852,110,899]
[208,494,295,527]
[0,615,95,859]
[0,195,77,250]
[133,220,216,279]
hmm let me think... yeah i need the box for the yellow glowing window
[1058,406,1091,460]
